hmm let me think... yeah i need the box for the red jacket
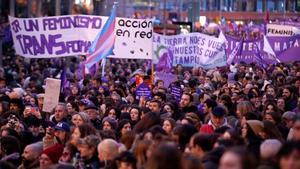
[199,124,214,134]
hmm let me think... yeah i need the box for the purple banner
[170,85,182,102]
[267,35,300,62]
[225,35,276,64]
[155,72,177,88]
[156,47,173,72]
[136,83,152,100]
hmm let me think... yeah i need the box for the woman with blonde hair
[71,112,90,127]
[236,101,255,120]
[228,101,256,129]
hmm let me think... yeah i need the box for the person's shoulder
[200,124,214,134]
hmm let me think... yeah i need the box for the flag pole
[101,58,106,77]
[151,60,154,85]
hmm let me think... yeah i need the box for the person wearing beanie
[102,116,118,131]
[200,106,229,134]
[39,144,64,169]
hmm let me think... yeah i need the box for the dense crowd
[1,14,300,169]
[0,49,300,169]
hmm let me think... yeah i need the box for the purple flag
[253,42,267,68]
[156,46,173,72]
[227,37,243,65]
[225,35,277,64]
[60,67,69,93]
[76,62,85,80]
[267,35,300,62]
[89,63,98,77]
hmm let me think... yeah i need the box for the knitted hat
[42,144,64,164]
[247,120,264,136]
[102,116,118,129]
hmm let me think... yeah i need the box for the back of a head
[183,154,203,169]
[0,161,15,169]
[146,143,183,169]
[193,133,218,152]
[133,112,160,134]
[237,101,254,117]
[0,135,21,155]
[260,139,282,160]
[204,99,217,109]
[173,124,198,151]
[78,123,97,138]
[278,141,300,159]
[262,120,284,142]
[98,139,119,161]
[224,146,258,169]
[28,141,43,157]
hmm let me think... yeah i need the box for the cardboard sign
[43,78,61,112]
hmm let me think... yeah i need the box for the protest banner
[267,35,300,62]
[271,21,300,28]
[266,24,300,37]
[170,84,183,102]
[225,35,277,64]
[9,15,152,59]
[155,72,177,88]
[136,83,152,100]
[265,24,300,62]
[153,33,227,69]
[42,78,61,113]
